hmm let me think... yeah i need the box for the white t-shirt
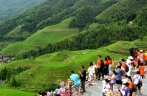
[121,78,128,89]
[133,74,142,85]
[102,83,110,92]
[126,59,132,69]
[88,66,95,75]
[122,78,128,84]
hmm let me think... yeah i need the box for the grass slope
[0,49,127,92]
[4,25,31,39]
[1,17,79,56]
[0,89,34,96]
[0,37,147,93]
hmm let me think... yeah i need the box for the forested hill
[0,0,118,41]
[1,0,147,58]
[0,0,45,21]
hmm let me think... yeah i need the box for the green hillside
[0,0,147,95]
[0,50,127,93]
[1,37,147,93]
[0,89,34,96]
[1,0,147,58]
[1,17,79,56]
[0,0,45,21]
[4,26,30,39]
[0,0,118,49]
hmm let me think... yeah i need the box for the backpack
[125,65,129,72]
[136,75,142,86]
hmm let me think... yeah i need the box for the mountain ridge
[0,0,45,21]
[1,0,147,58]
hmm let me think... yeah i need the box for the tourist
[104,57,109,78]
[88,62,94,86]
[65,86,70,96]
[120,59,127,74]
[116,62,125,71]
[107,56,112,75]
[59,81,66,96]
[109,70,116,90]
[115,66,124,90]
[137,50,144,64]
[122,75,128,89]
[55,86,60,95]
[121,82,131,96]
[79,65,86,92]
[97,55,104,80]
[126,56,134,76]
[139,63,145,78]
[70,70,81,96]
[133,71,142,96]
[93,62,97,84]
[134,56,139,70]
[127,76,134,96]
[101,79,111,96]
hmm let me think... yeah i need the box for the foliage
[0,66,30,87]
[9,76,19,87]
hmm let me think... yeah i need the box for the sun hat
[128,56,133,59]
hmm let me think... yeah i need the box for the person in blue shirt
[121,82,131,96]
[115,66,124,90]
[55,86,60,94]
[70,70,82,96]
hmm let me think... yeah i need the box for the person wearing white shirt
[133,71,143,95]
[121,75,128,89]
[126,56,134,76]
[88,62,95,86]
[102,79,111,96]
[93,63,97,84]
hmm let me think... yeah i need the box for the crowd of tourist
[95,49,147,96]
[40,49,147,96]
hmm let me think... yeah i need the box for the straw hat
[140,50,143,52]
[128,56,133,59]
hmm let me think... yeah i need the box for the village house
[0,54,10,61]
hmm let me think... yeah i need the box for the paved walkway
[74,72,147,96]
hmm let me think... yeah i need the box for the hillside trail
[73,71,147,96]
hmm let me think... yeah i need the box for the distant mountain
[0,0,45,21]
[0,0,117,41]
[1,0,147,58]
